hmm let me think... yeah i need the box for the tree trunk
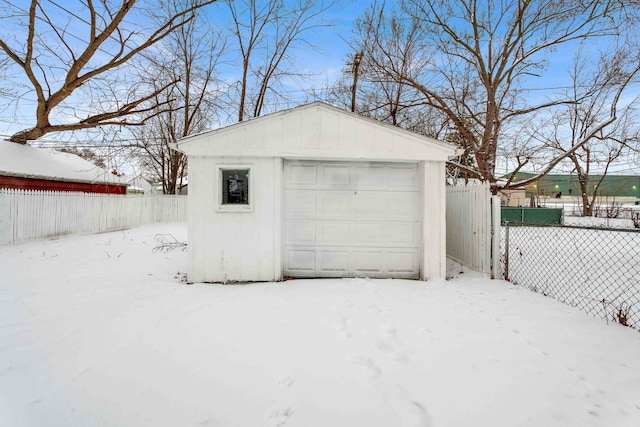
[9,128,45,144]
[578,177,593,216]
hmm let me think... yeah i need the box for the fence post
[0,190,12,244]
[504,221,509,280]
[491,195,501,279]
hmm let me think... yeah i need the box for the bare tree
[58,146,107,169]
[352,0,639,191]
[350,7,427,130]
[326,14,449,140]
[0,56,11,98]
[225,0,333,122]
[536,48,640,216]
[0,0,217,144]
[130,1,224,194]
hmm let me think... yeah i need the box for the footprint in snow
[267,406,294,427]
[333,315,351,340]
[387,386,433,427]
[277,376,294,387]
[405,401,432,427]
[343,298,355,308]
[391,352,410,364]
[417,327,433,337]
[376,325,410,364]
[367,304,385,315]
[27,397,44,408]
[348,355,382,378]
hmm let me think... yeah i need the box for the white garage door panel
[351,223,383,244]
[351,250,384,273]
[319,192,350,217]
[285,162,419,191]
[317,223,350,245]
[387,195,419,218]
[286,221,316,245]
[385,250,419,273]
[385,166,419,187]
[287,247,418,276]
[284,161,420,278]
[351,164,384,186]
[320,164,350,185]
[385,223,419,246]
[287,193,316,217]
[288,222,419,249]
[288,163,318,184]
[287,249,316,272]
[287,191,420,221]
[319,249,350,272]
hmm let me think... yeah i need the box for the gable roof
[0,140,126,186]
[175,102,459,162]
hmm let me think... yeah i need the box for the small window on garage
[218,167,252,211]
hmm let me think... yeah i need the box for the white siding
[445,183,492,273]
[178,103,456,162]
[187,156,282,283]
[421,161,448,280]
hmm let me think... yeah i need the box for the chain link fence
[500,222,640,329]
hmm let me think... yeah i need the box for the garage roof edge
[177,102,459,159]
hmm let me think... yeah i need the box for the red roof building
[0,141,127,194]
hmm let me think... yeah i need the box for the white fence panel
[446,183,493,273]
[0,189,187,245]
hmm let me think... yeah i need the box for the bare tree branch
[128,1,225,194]
[514,46,640,214]
[0,0,217,144]
[347,0,638,189]
[226,0,334,122]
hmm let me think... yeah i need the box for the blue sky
[0,0,379,139]
[0,0,585,135]
[1,0,638,175]
[206,0,382,109]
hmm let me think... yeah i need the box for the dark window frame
[217,165,253,212]
[221,169,250,205]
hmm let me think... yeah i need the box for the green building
[508,172,640,200]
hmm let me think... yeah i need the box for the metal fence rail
[500,222,640,329]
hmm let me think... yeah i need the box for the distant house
[0,140,127,194]
[174,101,459,283]
[498,186,527,207]
[152,177,188,195]
[124,174,154,194]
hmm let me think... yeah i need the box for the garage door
[284,161,421,278]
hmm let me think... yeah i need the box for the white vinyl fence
[0,189,187,245]
[446,183,500,276]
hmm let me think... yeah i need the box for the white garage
[174,102,458,283]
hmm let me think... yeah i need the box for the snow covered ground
[564,215,639,229]
[1,223,639,427]
[502,224,640,328]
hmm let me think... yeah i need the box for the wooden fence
[446,183,501,276]
[0,189,187,245]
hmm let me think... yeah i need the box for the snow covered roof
[0,140,126,186]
